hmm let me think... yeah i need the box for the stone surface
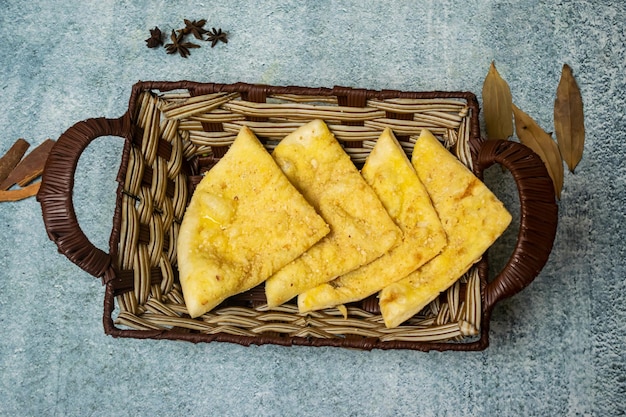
[1,0,624,415]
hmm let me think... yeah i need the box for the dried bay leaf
[512,104,564,199]
[482,61,513,140]
[554,64,585,173]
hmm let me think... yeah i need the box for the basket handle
[474,139,558,311]
[37,115,130,282]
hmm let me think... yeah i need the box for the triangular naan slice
[265,120,401,308]
[177,126,330,318]
[379,129,512,328]
[297,128,446,313]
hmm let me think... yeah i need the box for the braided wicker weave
[38,82,558,351]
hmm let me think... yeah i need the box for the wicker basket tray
[37,81,558,351]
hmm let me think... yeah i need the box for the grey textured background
[1,0,624,416]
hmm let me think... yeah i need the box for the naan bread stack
[177,120,511,328]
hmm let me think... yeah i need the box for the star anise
[179,19,208,40]
[145,26,163,48]
[206,27,228,48]
[164,30,200,58]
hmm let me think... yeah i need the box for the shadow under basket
[37,81,558,351]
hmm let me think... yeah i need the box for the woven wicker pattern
[111,84,482,346]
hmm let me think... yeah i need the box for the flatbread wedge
[298,128,446,313]
[379,129,512,328]
[177,126,330,318]
[265,120,401,308]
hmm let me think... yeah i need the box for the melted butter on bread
[177,126,329,318]
[265,120,401,308]
[298,128,446,313]
[379,129,512,328]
